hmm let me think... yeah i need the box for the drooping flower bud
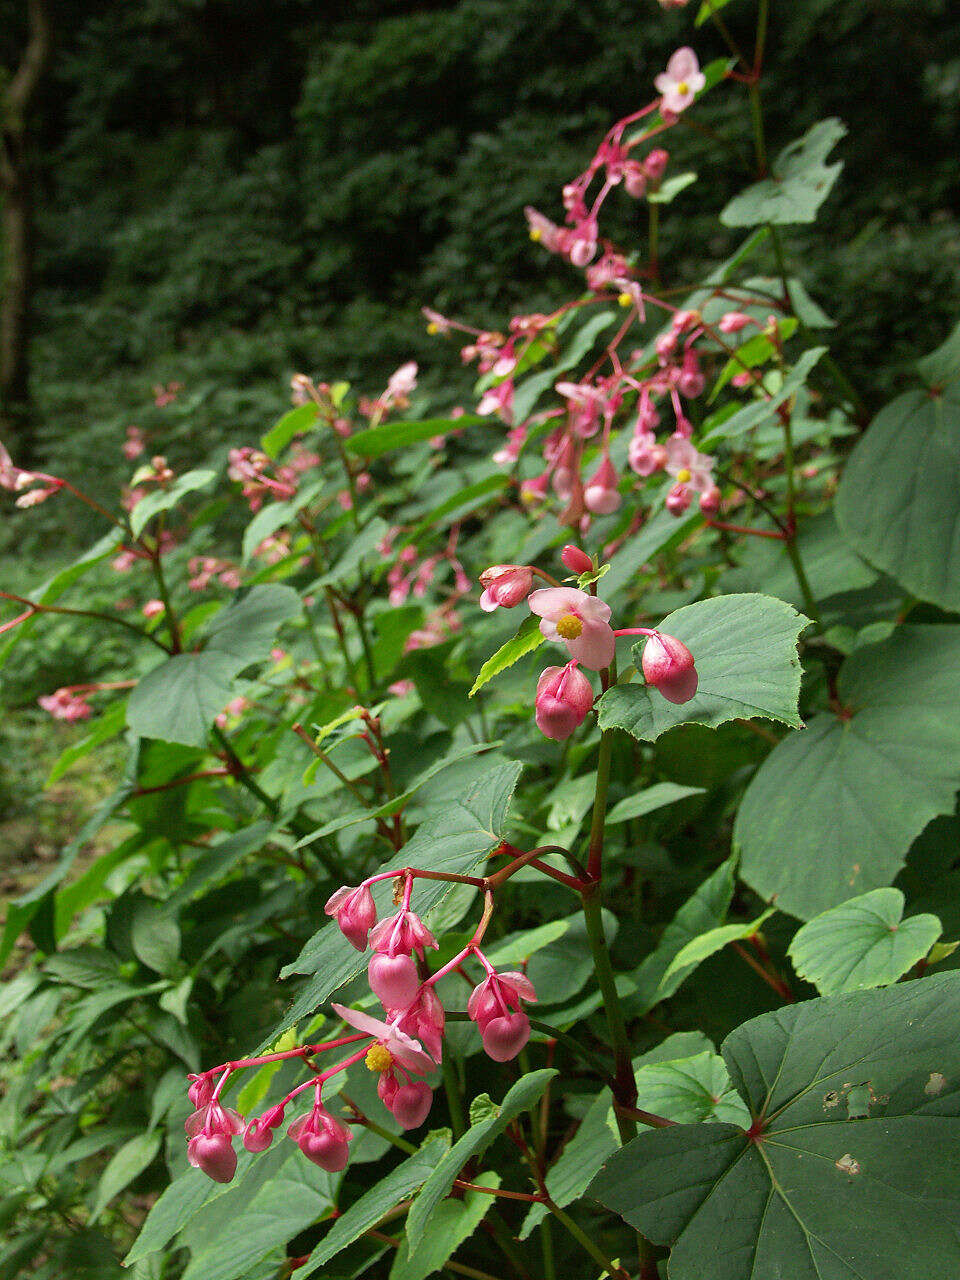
[468,970,537,1062]
[718,311,753,334]
[535,663,595,740]
[560,544,593,574]
[395,985,445,1062]
[324,884,377,951]
[643,148,670,181]
[242,1102,287,1153]
[584,453,622,515]
[388,1080,434,1129]
[641,632,698,704]
[288,1105,353,1172]
[368,952,420,1010]
[665,482,693,516]
[187,1133,237,1183]
[481,1012,532,1063]
[479,564,534,612]
[699,484,722,514]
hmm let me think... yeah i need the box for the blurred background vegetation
[0,0,958,868]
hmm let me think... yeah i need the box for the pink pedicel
[324,883,378,951]
[528,586,616,671]
[640,632,699,704]
[479,564,534,612]
[535,663,595,741]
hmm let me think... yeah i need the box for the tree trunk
[1,0,52,466]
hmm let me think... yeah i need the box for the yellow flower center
[676,468,692,484]
[617,292,634,308]
[677,81,689,95]
[529,227,542,242]
[426,321,440,335]
[365,1044,393,1073]
[556,613,583,640]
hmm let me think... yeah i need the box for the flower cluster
[477,546,698,740]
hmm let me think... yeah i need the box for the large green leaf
[788,889,942,995]
[405,1070,556,1249]
[345,416,485,459]
[661,908,775,985]
[836,384,960,610]
[590,974,960,1280]
[296,1133,450,1275]
[605,782,705,825]
[126,584,300,746]
[700,347,827,445]
[721,118,846,226]
[598,594,807,742]
[737,626,960,919]
[632,1050,751,1128]
[271,762,523,1040]
[469,614,545,696]
[90,1133,162,1222]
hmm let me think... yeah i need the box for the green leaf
[597,594,807,742]
[695,0,741,25]
[916,318,960,387]
[130,902,181,974]
[126,585,300,746]
[406,1071,556,1250]
[271,763,523,1040]
[165,821,275,910]
[628,859,737,1011]
[261,403,319,457]
[346,416,485,459]
[293,1134,450,1275]
[125,1171,225,1264]
[129,470,217,537]
[46,701,129,786]
[606,782,705,825]
[310,517,390,588]
[721,118,846,227]
[648,171,698,204]
[661,909,775,984]
[470,614,545,696]
[390,1175,498,1280]
[701,346,827,444]
[788,889,942,995]
[483,916,574,969]
[836,383,960,610]
[90,1133,162,1222]
[633,1051,752,1128]
[737,626,960,919]
[590,973,960,1280]
[601,504,701,598]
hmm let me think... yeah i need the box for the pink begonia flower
[395,985,445,1063]
[331,1004,435,1075]
[525,206,563,251]
[520,471,550,504]
[123,426,146,460]
[528,586,615,671]
[325,883,377,951]
[665,434,715,494]
[644,148,670,181]
[368,952,420,1009]
[628,427,668,477]
[386,361,418,403]
[476,379,514,420]
[666,482,693,515]
[288,1102,353,1171]
[584,453,621,515]
[185,1101,245,1184]
[469,971,537,1062]
[369,907,437,958]
[142,599,165,619]
[699,484,722,514]
[38,689,92,723]
[568,217,598,268]
[654,48,706,115]
[535,663,595,741]
[556,381,603,438]
[677,348,705,399]
[422,306,451,335]
[640,632,698,704]
[479,564,534,612]
[243,1101,287,1153]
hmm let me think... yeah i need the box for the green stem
[647,202,660,280]
[783,533,821,628]
[580,893,637,1136]
[747,81,766,174]
[586,729,614,883]
[149,516,182,652]
[540,1217,556,1280]
[441,1053,466,1141]
[543,1197,629,1280]
[754,0,770,70]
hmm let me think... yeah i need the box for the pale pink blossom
[325,884,377,951]
[395,985,445,1062]
[469,970,537,1062]
[655,48,705,115]
[528,586,616,671]
[719,311,754,334]
[664,435,715,495]
[644,149,670,181]
[331,1004,435,1075]
[142,599,165,619]
[628,427,668,477]
[386,361,418,405]
[525,206,563,251]
[38,689,92,723]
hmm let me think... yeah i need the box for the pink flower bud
[677,349,705,399]
[665,482,692,516]
[655,331,678,362]
[368,952,420,1010]
[479,564,534,612]
[560,544,593,574]
[641,632,698,704]
[187,1133,237,1183]
[622,160,647,198]
[584,453,621,515]
[324,884,377,950]
[718,311,753,334]
[481,1012,532,1062]
[288,1108,352,1172]
[387,1080,434,1129]
[699,484,721,514]
[644,148,669,181]
[243,1102,286,1153]
[535,663,595,740]
[187,1074,215,1109]
[396,985,445,1062]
